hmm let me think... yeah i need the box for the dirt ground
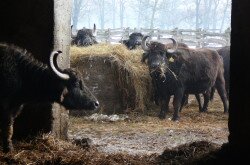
[69,93,229,156]
[0,93,228,165]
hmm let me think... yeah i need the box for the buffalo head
[50,51,99,110]
[121,32,143,50]
[141,36,178,78]
[71,24,98,46]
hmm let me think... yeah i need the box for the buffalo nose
[151,62,160,68]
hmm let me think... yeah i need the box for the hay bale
[70,44,153,114]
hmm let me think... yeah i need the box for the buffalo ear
[165,51,180,63]
[172,49,190,62]
[141,52,148,63]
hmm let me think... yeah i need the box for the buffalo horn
[93,23,97,36]
[166,38,178,53]
[141,35,150,51]
[71,25,77,38]
[50,51,70,80]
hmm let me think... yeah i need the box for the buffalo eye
[160,51,166,56]
[73,80,80,88]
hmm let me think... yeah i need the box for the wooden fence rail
[94,27,231,49]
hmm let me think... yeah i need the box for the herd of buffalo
[0,25,230,152]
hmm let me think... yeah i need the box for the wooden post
[157,28,161,40]
[51,0,72,139]
[228,0,250,156]
[195,28,202,48]
[224,27,231,46]
[105,28,111,43]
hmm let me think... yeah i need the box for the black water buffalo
[121,32,143,50]
[151,42,203,110]
[71,24,98,46]
[0,43,99,152]
[210,46,230,100]
[141,36,228,121]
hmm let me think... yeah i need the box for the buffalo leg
[0,112,14,153]
[180,94,188,112]
[152,79,159,105]
[200,92,210,112]
[210,86,216,101]
[216,78,229,113]
[195,94,203,112]
[158,95,170,119]
[0,104,22,152]
[172,88,184,121]
[225,82,230,100]
[183,94,189,106]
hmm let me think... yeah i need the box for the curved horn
[71,25,77,38]
[141,35,150,51]
[166,38,178,53]
[50,51,70,80]
[93,23,97,36]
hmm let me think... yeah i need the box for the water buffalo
[0,43,99,152]
[71,24,98,46]
[150,42,203,110]
[121,32,143,50]
[141,36,228,121]
[210,46,230,100]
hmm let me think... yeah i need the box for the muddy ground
[69,93,229,156]
[0,93,228,165]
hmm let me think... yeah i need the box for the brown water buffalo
[210,46,230,100]
[141,36,228,121]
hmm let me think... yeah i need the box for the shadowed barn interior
[0,0,72,139]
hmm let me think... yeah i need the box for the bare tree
[142,0,151,28]
[150,0,159,29]
[220,0,230,32]
[131,0,151,28]
[136,0,143,28]
[72,0,84,30]
[203,0,213,29]
[118,0,127,28]
[212,0,220,29]
[112,0,116,28]
[195,0,202,29]
[158,0,184,29]
[95,0,105,29]
[72,0,94,29]
[70,0,231,31]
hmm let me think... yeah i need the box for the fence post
[157,28,161,40]
[172,27,178,41]
[93,27,230,47]
[105,28,111,43]
[125,27,130,39]
[196,28,202,48]
[225,27,231,46]
[133,27,137,33]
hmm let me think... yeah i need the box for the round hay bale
[70,44,153,115]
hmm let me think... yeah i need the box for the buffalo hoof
[158,113,166,119]
[200,108,208,113]
[3,145,14,153]
[172,116,179,121]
